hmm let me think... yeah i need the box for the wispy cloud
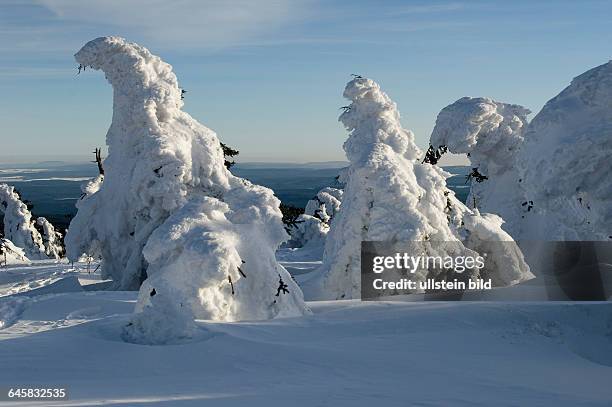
[35,0,313,49]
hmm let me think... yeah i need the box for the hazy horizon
[0,153,472,167]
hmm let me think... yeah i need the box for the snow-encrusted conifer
[429,97,530,236]
[430,62,612,241]
[307,77,532,300]
[0,235,29,266]
[66,37,308,342]
[0,184,46,259]
[516,61,612,240]
[304,187,343,224]
[36,217,64,259]
[288,187,343,249]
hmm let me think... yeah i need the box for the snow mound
[66,37,308,343]
[0,296,29,329]
[306,77,532,300]
[0,184,47,259]
[518,61,612,240]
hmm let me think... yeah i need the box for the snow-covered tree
[35,217,64,259]
[0,184,46,259]
[70,175,105,262]
[429,61,612,241]
[516,61,612,241]
[304,187,343,224]
[66,37,308,343]
[287,187,343,249]
[429,97,530,237]
[306,77,532,300]
[0,235,29,266]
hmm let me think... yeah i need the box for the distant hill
[235,161,348,170]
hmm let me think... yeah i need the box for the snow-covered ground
[1,260,611,406]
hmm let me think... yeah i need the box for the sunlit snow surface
[1,259,611,406]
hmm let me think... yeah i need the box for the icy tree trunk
[66,37,308,343]
[306,78,532,300]
[0,184,46,259]
[429,97,530,237]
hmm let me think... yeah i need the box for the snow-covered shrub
[429,97,530,237]
[287,215,329,249]
[287,187,343,249]
[304,187,343,223]
[0,237,29,266]
[306,77,532,300]
[66,37,308,342]
[0,184,46,259]
[516,61,612,240]
[36,217,64,259]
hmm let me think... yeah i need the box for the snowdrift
[306,77,532,300]
[66,37,308,343]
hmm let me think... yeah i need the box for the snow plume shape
[306,78,532,300]
[0,184,46,259]
[288,187,343,249]
[430,97,530,237]
[66,37,308,342]
[517,61,612,240]
[36,217,64,259]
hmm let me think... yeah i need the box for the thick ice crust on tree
[429,97,530,236]
[0,184,46,259]
[518,61,612,240]
[65,37,308,342]
[306,78,532,300]
[430,97,530,164]
[304,187,343,223]
[431,62,612,241]
[36,217,63,260]
[0,238,30,265]
[287,187,343,249]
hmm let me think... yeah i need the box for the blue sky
[1,0,611,163]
